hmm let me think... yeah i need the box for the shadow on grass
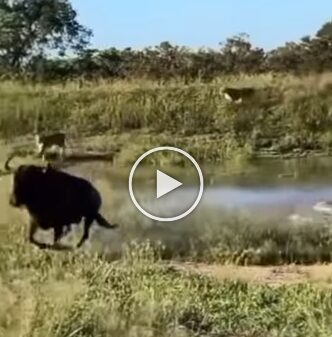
[34,242,75,251]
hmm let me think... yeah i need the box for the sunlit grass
[2,72,332,164]
[1,166,332,336]
[3,73,332,336]
[1,226,332,337]
[2,225,332,337]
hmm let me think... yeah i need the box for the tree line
[1,0,332,82]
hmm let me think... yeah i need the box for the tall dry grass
[1,225,332,337]
[1,160,332,336]
[2,72,332,163]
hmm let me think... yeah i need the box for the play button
[128,146,204,222]
[156,170,182,199]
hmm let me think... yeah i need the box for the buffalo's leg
[63,224,72,236]
[76,217,93,248]
[51,225,74,251]
[59,146,65,161]
[40,145,46,162]
[53,226,65,245]
[28,219,49,249]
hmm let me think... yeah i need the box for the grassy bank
[2,227,332,337]
[104,205,332,266]
[2,72,332,164]
[2,182,332,336]
[4,74,332,337]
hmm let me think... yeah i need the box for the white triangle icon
[156,170,183,199]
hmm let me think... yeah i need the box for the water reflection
[67,156,332,223]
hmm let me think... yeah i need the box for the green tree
[317,21,332,38]
[265,42,306,73]
[0,0,92,71]
[219,34,265,73]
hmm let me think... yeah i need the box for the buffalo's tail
[95,213,118,229]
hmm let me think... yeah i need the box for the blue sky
[71,1,332,50]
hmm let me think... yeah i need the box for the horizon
[71,0,332,51]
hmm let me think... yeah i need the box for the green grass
[2,72,332,164]
[3,73,332,336]
[107,205,332,266]
[2,227,332,337]
[2,180,332,335]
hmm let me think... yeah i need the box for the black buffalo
[4,155,118,249]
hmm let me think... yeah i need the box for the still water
[66,156,332,224]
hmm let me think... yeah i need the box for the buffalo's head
[9,165,33,207]
[3,154,51,208]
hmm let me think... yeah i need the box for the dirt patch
[170,262,332,287]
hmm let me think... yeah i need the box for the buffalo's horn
[4,153,16,172]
